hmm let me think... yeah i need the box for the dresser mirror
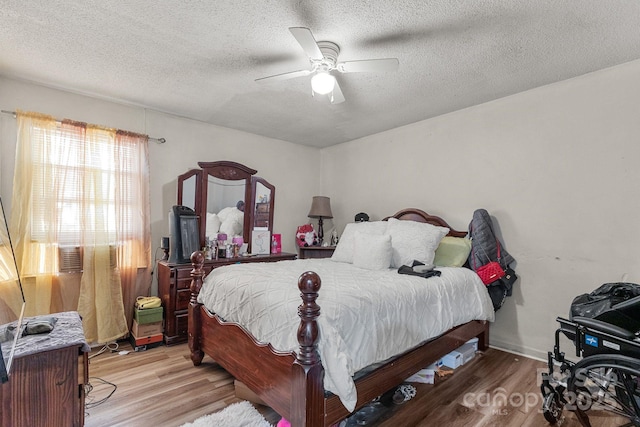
[207,176,246,213]
[176,161,275,252]
[252,177,274,230]
[177,169,201,213]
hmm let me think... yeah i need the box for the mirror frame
[176,161,276,254]
[251,177,275,231]
[197,161,257,250]
[177,169,202,214]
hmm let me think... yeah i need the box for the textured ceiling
[1,1,639,148]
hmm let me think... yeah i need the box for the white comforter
[197,259,495,411]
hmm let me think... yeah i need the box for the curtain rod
[1,110,166,144]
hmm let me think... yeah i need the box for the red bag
[472,235,506,285]
[475,261,506,285]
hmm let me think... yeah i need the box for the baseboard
[488,339,548,363]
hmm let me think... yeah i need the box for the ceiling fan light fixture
[311,72,336,95]
[256,27,399,104]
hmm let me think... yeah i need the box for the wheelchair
[541,295,640,426]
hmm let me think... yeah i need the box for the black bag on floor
[569,282,640,320]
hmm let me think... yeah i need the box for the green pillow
[433,236,472,267]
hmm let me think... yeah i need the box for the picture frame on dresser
[251,229,271,255]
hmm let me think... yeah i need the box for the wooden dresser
[298,245,336,259]
[158,252,297,345]
[0,311,89,427]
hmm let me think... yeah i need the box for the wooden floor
[83,341,624,427]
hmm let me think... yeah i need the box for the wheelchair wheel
[542,391,562,424]
[567,354,640,426]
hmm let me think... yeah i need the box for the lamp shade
[308,196,333,219]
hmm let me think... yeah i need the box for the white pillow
[218,208,244,237]
[353,232,392,270]
[217,206,235,222]
[386,217,449,268]
[331,221,389,264]
[205,212,222,239]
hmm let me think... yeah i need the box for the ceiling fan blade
[330,80,345,104]
[255,69,312,83]
[289,27,324,61]
[337,58,399,73]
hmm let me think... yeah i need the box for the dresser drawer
[174,267,193,279]
[176,288,190,310]
[176,312,188,336]
[177,277,192,290]
[176,265,212,289]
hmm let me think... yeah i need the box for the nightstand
[298,245,336,259]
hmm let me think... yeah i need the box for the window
[30,123,141,246]
[13,115,150,274]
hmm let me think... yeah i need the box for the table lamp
[308,196,333,245]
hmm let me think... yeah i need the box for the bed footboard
[188,251,328,426]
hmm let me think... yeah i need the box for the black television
[168,205,200,264]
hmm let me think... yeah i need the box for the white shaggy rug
[180,401,273,427]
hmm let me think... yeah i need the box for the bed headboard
[384,208,468,237]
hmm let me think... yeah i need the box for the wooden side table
[0,311,89,427]
[298,245,336,259]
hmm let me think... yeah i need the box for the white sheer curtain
[10,111,151,343]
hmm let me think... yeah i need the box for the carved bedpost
[291,271,325,427]
[189,251,205,366]
[297,271,321,364]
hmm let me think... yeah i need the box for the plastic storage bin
[442,342,476,369]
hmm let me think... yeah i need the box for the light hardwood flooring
[83,341,623,427]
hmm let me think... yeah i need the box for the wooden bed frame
[188,208,490,427]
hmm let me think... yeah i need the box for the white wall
[0,76,320,295]
[321,59,640,359]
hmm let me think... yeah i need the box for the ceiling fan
[255,27,399,104]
